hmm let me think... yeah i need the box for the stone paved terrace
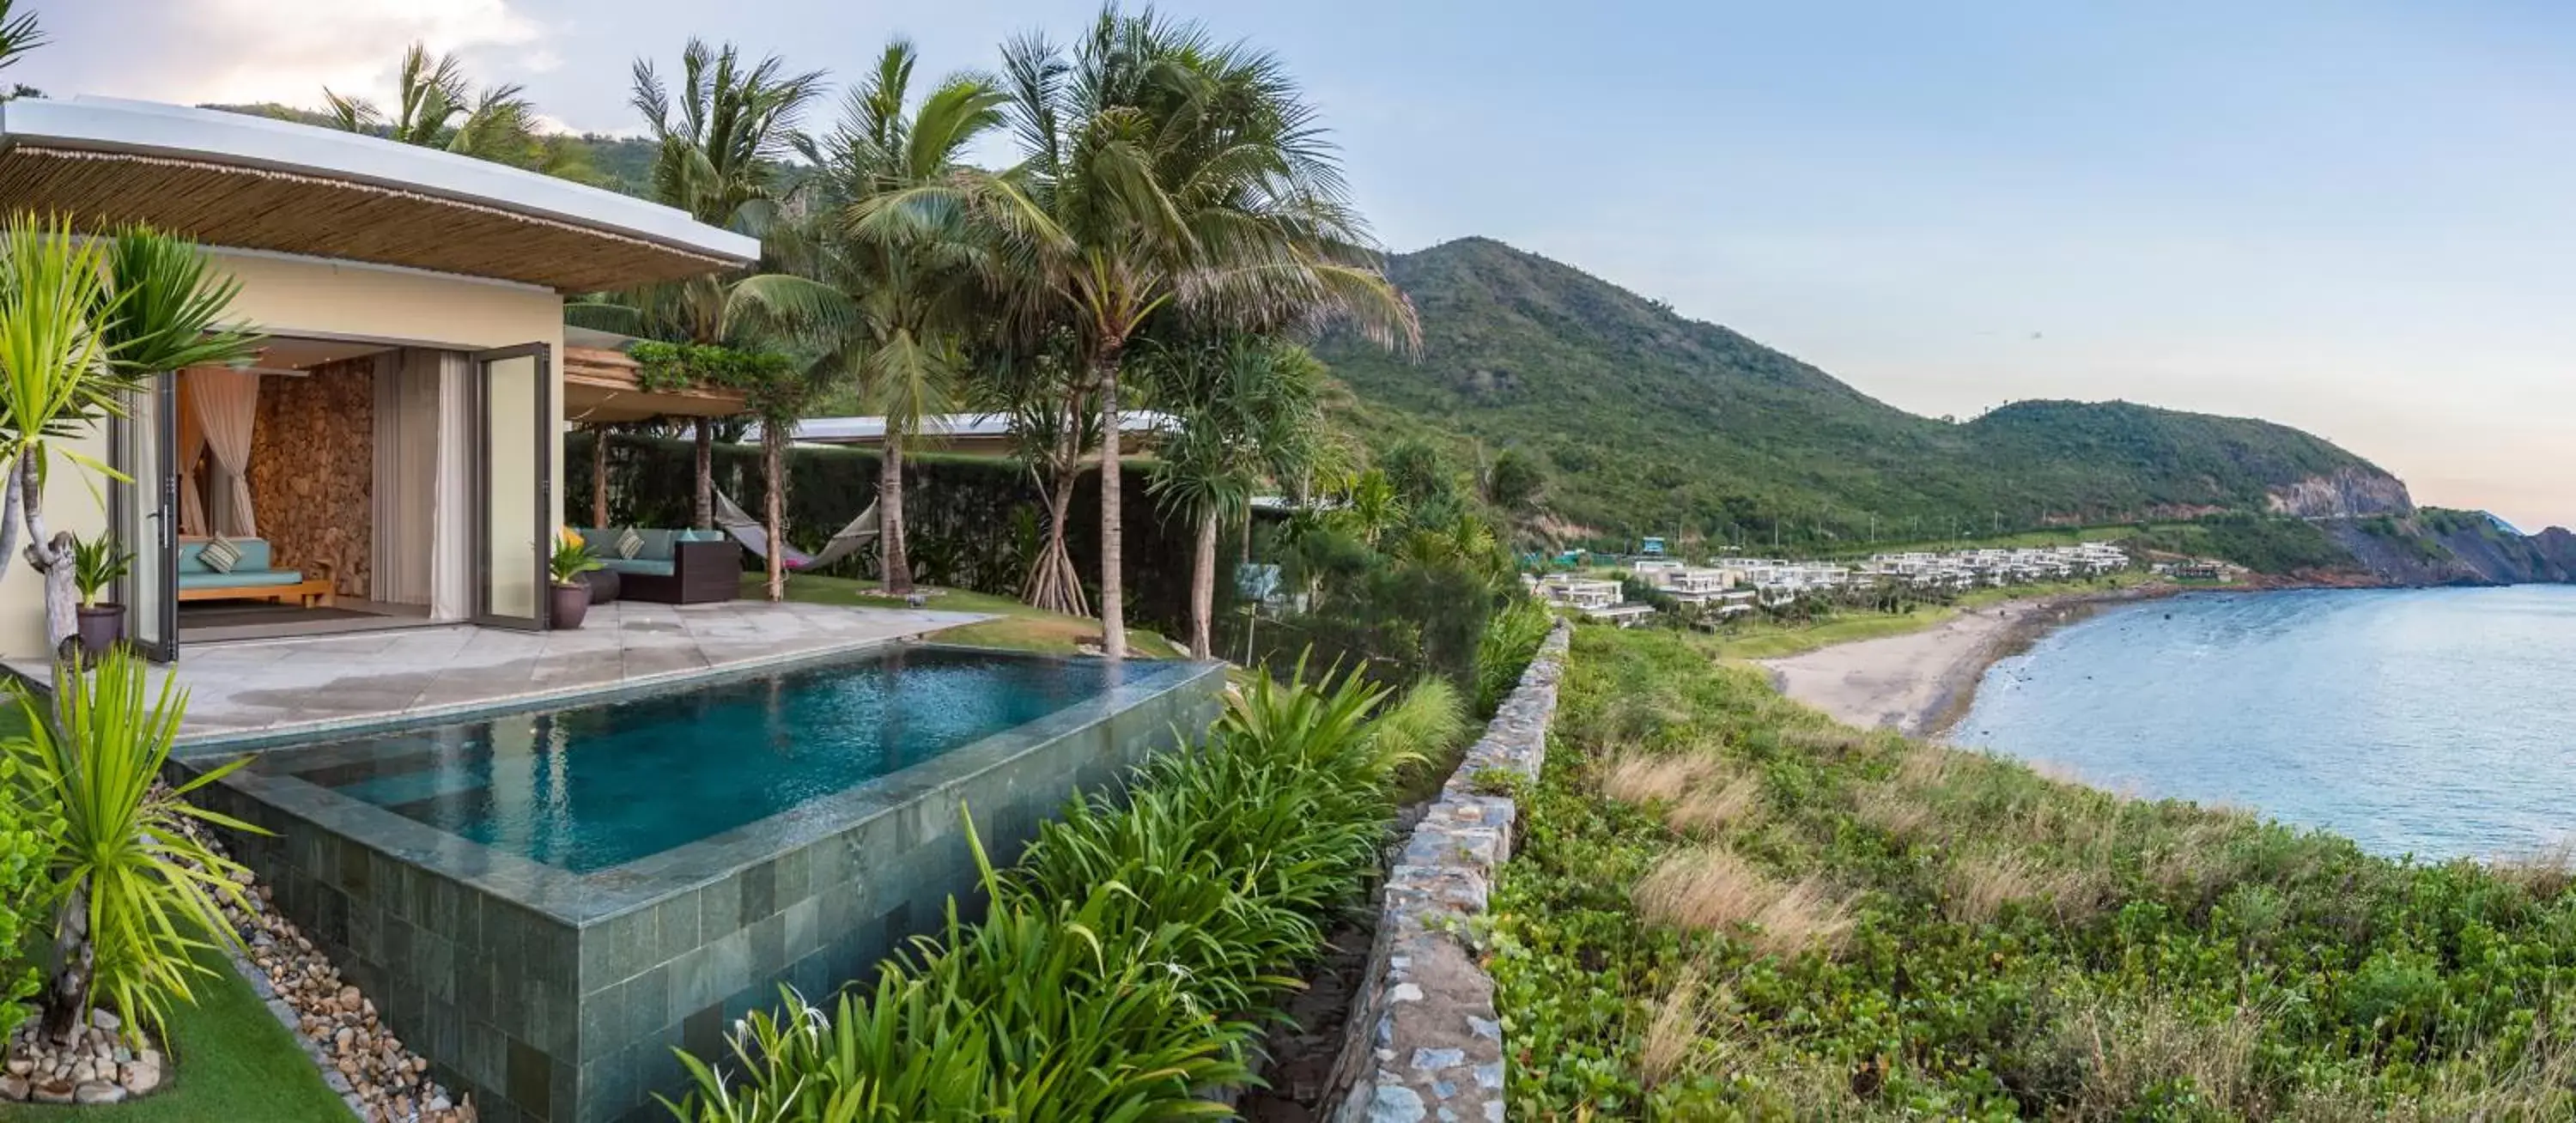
[58,599,989,750]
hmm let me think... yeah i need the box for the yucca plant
[11,647,259,1041]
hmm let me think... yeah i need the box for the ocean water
[252,647,1119,872]
[1955,585,2576,860]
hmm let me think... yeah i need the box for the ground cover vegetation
[665,664,1462,1120]
[1493,624,2576,1118]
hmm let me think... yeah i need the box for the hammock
[713,488,880,571]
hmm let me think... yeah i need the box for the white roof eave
[0,96,758,265]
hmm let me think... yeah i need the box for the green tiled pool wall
[197,659,1224,1123]
[197,780,585,1123]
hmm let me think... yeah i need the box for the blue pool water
[1957,586,2576,860]
[253,647,1119,872]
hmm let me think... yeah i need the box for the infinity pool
[246,646,1118,872]
[194,643,1222,1123]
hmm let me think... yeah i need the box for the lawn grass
[745,574,1185,659]
[0,945,348,1122]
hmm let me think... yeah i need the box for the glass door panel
[111,375,177,661]
[471,344,550,630]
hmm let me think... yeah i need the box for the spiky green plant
[10,647,259,1041]
[67,532,129,609]
[669,658,1425,1120]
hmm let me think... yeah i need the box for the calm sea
[1955,585,2576,860]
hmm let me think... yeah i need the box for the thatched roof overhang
[0,97,756,291]
[563,345,748,422]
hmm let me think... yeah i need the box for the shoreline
[1758,584,2175,739]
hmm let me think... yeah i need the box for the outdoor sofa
[573,527,741,604]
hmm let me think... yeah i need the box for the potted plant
[550,529,603,629]
[70,533,133,657]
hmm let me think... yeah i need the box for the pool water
[252,646,1118,872]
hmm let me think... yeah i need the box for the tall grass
[667,662,1457,1121]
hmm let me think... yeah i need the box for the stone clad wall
[246,357,374,597]
[1330,621,1573,1123]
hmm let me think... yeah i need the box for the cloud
[44,0,549,109]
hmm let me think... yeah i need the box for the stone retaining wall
[1329,621,1572,1122]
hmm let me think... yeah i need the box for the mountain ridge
[1315,235,2411,543]
[1315,236,2576,586]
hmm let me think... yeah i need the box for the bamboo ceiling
[0,147,738,292]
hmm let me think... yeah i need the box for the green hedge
[565,433,1198,632]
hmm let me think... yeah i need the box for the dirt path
[1758,592,2152,738]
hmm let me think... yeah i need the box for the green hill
[1315,237,2403,545]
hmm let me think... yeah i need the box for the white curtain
[373,351,440,605]
[185,367,261,537]
[430,350,474,621]
[175,379,207,537]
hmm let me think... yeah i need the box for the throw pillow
[201,533,244,574]
[615,526,645,560]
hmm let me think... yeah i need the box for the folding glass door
[110,376,178,662]
[470,343,552,630]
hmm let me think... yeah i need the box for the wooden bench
[176,559,337,609]
[176,577,336,609]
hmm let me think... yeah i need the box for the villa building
[0,95,757,661]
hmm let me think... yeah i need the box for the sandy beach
[1759,592,2145,738]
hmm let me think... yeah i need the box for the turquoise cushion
[635,529,677,562]
[179,538,271,574]
[179,568,303,591]
[598,558,675,577]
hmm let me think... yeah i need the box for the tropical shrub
[11,648,258,1041]
[667,661,1429,1120]
[1494,624,2576,1117]
[1473,597,1555,715]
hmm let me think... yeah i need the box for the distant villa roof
[754,412,1182,446]
[0,96,757,291]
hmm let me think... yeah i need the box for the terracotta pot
[76,604,125,657]
[550,581,591,630]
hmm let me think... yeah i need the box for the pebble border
[1327,621,1571,1122]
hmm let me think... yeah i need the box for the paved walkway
[130,599,987,750]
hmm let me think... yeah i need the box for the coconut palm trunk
[761,425,787,601]
[692,417,714,531]
[592,428,611,527]
[879,433,910,593]
[1188,506,1218,660]
[1096,348,1126,659]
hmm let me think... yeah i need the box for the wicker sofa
[573,527,741,604]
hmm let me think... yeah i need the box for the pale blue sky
[26,2,2576,527]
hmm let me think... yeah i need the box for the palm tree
[323,44,541,166]
[1340,468,1405,548]
[0,0,44,80]
[981,336,1096,616]
[605,40,832,532]
[1145,335,1327,659]
[798,41,1009,595]
[0,222,259,659]
[854,6,1419,658]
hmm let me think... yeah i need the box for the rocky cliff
[2320,509,2576,586]
[2267,468,2414,519]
